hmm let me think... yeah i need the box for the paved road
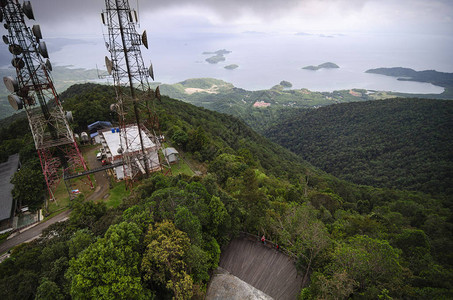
[0,209,71,254]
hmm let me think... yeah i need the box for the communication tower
[0,0,92,201]
[101,0,164,185]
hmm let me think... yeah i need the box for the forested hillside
[0,84,452,299]
[152,78,395,133]
[265,98,453,196]
[0,66,99,120]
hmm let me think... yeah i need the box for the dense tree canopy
[265,98,453,196]
[0,84,452,299]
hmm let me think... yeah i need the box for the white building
[99,125,160,180]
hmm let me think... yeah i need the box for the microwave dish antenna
[22,1,34,20]
[3,76,18,92]
[38,41,49,58]
[141,30,148,49]
[32,24,42,40]
[8,94,23,110]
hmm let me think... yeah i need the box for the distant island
[302,62,339,71]
[280,80,292,88]
[203,49,232,64]
[205,55,225,64]
[365,67,453,97]
[202,49,231,55]
[224,64,238,70]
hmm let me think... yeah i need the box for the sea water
[15,31,453,93]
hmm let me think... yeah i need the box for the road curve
[0,209,71,254]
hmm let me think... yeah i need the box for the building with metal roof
[99,125,160,180]
[0,154,20,230]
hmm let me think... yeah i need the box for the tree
[267,203,331,286]
[66,222,147,299]
[69,197,107,231]
[11,166,46,211]
[141,220,193,299]
[174,206,202,246]
[331,235,405,298]
[35,278,64,300]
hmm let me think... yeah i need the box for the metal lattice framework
[101,0,164,184]
[0,0,92,200]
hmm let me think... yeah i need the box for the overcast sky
[29,0,453,38]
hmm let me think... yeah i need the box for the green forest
[264,98,453,196]
[0,84,452,299]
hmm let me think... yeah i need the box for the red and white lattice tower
[0,0,92,200]
[101,0,163,186]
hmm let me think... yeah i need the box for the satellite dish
[32,25,42,40]
[2,35,9,44]
[8,44,22,55]
[8,94,23,110]
[101,13,106,25]
[105,56,113,75]
[45,59,52,71]
[11,58,25,69]
[22,1,35,20]
[117,147,123,154]
[66,111,73,123]
[38,41,49,58]
[110,103,118,112]
[3,76,19,93]
[148,63,154,81]
[142,30,148,49]
[155,86,161,101]
[0,10,3,23]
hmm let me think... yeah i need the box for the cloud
[4,0,453,38]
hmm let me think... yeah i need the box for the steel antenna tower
[101,0,162,185]
[0,0,92,202]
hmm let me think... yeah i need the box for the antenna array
[0,0,92,201]
[101,0,163,184]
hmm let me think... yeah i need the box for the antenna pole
[0,0,93,202]
[102,0,162,185]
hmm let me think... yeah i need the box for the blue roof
[0,154,20,221]
[87,121,112,132]
[90,132,99,138]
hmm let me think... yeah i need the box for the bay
[30,32,453,93]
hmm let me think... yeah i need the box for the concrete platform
[218,237,303,300]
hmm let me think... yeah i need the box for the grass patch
[47,181,70,215]
[170,160,194,176]
[103,182,129,208]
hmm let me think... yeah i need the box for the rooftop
[0,154,20,221]
[101,125,156,158]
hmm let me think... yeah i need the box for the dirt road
[0,146,111,256]
[85,146,110,201]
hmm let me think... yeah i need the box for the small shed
[90,132,101,144]
[88,121,113,144]
[163,147,179,164]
